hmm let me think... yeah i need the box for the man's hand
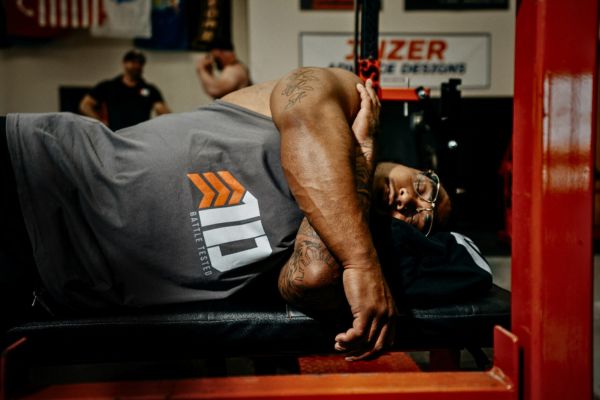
[352,79,380,146]
[336,78,395,361]
[79,94,105,124]
[196,55,214,75]
[351,79,380,204]
[335,264,397,361]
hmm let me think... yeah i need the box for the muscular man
[196,48,251,99]
[2,67,452,360]
[79,49,171,131]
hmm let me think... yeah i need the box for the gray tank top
[6,101,304,308]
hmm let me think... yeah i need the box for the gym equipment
[5,1,592,399]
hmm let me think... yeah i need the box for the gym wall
[0,0,516,235]
[1,0,515,115]
[248,0,515,235]
[0,1,249,114]
[248,0,515,98]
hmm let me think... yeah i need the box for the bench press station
[1,0,596,399]
[0,0,514,395]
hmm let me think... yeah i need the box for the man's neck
[122,74,141,87]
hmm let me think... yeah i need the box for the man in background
[80,49,171,130]
[196,46,251,99]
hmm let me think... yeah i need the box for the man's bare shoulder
[220,67,361,118]
[270,67,362,121]
[221,79,278,117]
[276,67,361,96]
[326,67,363,84]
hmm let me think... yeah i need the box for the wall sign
[300,0,354,10]
[405,0,509,10]
[300,32,491,89]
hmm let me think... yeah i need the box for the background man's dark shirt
[89,75,164,130]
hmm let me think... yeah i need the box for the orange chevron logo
[187,171,246,209]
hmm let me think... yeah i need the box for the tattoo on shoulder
[281,69,319,110]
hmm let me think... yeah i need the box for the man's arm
[196,56,249,98]
[278,79,379,309]
[153,101,171,115]
[79,94,102,120]
[271,67,395,360]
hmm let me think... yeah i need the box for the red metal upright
[512,1,597,400]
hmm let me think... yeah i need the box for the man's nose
[395,188,414,211]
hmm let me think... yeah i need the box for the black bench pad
[5,285,510,362]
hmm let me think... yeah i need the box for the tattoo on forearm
[297,217,322,239]
[357,139,374,167]
[281,69,319,110]
[283,249,304,285]
[280,219,337,302]
[355,138,374,212]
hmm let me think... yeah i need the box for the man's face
[373,162,451,235]
[123,60,144,80]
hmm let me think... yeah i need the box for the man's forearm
[80,107,101,120]
[197,69,226,99]
[79,96,102,120]
[279,139,374,311]
[273,68,395,360]
[272,68,377,268]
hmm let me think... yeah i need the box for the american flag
[14,0,104,29]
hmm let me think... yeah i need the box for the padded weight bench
[2,284,510,393]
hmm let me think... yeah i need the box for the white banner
[91,0,152,39]
[300,33,491,89]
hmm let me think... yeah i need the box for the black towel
[374,217,493,309]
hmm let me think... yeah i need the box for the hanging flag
[91,0,152,39]
[300,0,354,10]
[188,0,232,51]
[36,0,104,28]
[135,0,188,50]
[0,1,9,46]
[5,0,104,37]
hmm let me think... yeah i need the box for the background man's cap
[123,49,146,64]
